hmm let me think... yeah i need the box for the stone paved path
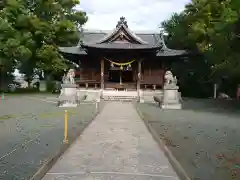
[42,102,179,180]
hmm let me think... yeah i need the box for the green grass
[0,114,16,120]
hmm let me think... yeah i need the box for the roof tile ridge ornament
[160,31,167,48]
[96,17,148,44]
[159,31,187,53]
[157,32,170,52]
[78,39,83,46]
[150,33,163,51]
[117,17,148,44]
[116,16,128,28]
[156,31,188,56]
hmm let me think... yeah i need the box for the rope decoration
[104,57,135,70]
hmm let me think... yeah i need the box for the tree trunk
[45,73,54,92]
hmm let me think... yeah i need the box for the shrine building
[58,17,187,92]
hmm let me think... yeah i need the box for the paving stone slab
[42,102,179,180]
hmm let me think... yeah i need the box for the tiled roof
[59,17,187,57]
[81,41,162,50]
[79,29,161,46]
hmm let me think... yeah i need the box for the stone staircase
[102,90,138,102]
[77,89,100,102]
[76,89,164,103]
[141,90,163,103]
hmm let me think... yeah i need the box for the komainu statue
[164,71,177,87]
[62,69,75,84]
[58,69,78,107]
[161,70,182,109]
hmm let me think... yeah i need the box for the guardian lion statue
[62,69,75,84]
[164,71,177,86]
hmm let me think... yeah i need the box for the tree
[184,0,239,77]
[162,12,198,51]
[162,0,240,97]
[0,0,87,85]
[0,0,32,89]
[162,12,213,97]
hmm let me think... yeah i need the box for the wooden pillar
[162,61,165,89]
[91,71,94,81]
[120,71,122,85]
[137,60,142,97]
[100,59,104,97]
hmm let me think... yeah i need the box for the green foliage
[46,80,56,92]
[162,13,198,51]
[162,0,240,97]
[0,0,87,83]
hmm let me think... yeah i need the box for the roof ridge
[82,29,160,35]
[122,25,148,44]
[93,24,148,44]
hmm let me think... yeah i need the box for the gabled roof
[80,17,163,51]
[79,30,162,46]
[94,17,148,44]
[59,17,187,57]
[81,41,161,50]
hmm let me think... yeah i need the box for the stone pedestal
[58,84,78,107]
[139,90,144,103]
[39,80,46,92]
[96,91,101,102]
[161,86,182,109]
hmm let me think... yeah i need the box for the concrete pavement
[42,102,180,180]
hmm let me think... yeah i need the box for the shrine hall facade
[59,17,187,91]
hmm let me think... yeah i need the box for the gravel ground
[0,95,103,180]
[136,99,240,180]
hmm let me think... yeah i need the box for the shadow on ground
[183,98,240,115]
[136,99,240,180]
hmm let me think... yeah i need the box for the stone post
[100,59,104,98]
[213,83,217,99]
[137,60,142,98]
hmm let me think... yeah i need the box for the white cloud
[76,0,190,31]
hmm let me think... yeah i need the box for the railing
[75,79,100,89]
[74,78,163,90]
[105,83,136,90]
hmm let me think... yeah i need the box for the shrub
[13,87,39,93]
[46,80,55,92]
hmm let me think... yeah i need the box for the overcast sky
[77,0,190,31]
